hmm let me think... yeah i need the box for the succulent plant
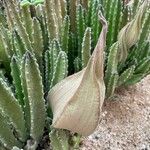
[0,0,149,149]
[0,51,46,149]
[0,0,68,149]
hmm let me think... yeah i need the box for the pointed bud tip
[98,11,108,28]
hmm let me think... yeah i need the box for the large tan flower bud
[48,13,107,136]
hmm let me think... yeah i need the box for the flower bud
[48,13,107,136]
[118,0,148,61]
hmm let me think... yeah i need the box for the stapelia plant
[0,51,46,150]
[0,0,79,149]
[60,0,150,98]
[0,0,149,149]
[0,0,68,149]
[49,0,149,138]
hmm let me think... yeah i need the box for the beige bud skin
[48,13,108,136]
[118,0,148,62]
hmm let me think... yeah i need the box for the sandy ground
[81,75,150,150]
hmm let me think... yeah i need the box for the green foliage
[50,129,81,150]
[0,0,70,149]
[0,0,149,149]
[50,129,69,150]
[0,113,23,149]
[66,0,149,99]
[0,77,27,144]
[81,27,91,68]
[88,0,149,98]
